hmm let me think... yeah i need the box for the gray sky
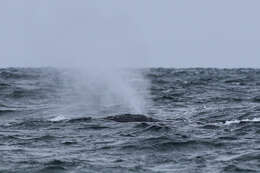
[0,0,260,68]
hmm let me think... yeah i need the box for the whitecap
[49,115,67,122]
[224,117,260,125]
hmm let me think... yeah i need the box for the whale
[104,114,158,123]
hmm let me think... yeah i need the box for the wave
[0,69,40,80]
[0,104,22,114]
[0,109,17,114]
[119,135,223,152]
[49,115,68,122]
[223,117,260,125]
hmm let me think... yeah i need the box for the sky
[0,0,260,68]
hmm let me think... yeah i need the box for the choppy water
[0,67,260,173]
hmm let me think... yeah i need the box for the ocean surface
[0,67,260,173]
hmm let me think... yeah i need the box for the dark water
[0,68,260,173]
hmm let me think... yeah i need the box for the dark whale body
[104,114,158,123]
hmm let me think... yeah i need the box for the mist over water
[69,67,149,115]
[51,65,151,120]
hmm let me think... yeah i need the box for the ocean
[0,67,259,173]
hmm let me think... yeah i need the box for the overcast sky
[0,0,259,68]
